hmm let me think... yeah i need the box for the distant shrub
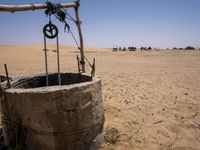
[173,47,177,50]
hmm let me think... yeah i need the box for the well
[1,73,104,150]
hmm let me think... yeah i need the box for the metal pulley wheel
[43,21,58,39]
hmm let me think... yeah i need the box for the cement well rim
[5,73,101,93]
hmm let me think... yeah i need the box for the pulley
[43,21,58,39]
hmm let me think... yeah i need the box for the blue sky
[0,0,200,48]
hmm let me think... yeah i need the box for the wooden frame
[0,1,85,72]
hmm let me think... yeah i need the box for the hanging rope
[68,29,93,68]
[45,1,70,32]
[65,10,82,25]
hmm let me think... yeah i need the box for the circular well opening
[10,73,92,89]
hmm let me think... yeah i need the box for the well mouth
[9,73,92,89]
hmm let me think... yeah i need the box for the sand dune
[0,45,200,150]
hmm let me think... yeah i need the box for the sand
[0,45,200,150]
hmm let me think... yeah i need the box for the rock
[104,127,120,144]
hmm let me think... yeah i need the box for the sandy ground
[0,45,200,150]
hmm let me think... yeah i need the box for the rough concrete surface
[1,74,104,150]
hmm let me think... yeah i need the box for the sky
[0,0,200,48]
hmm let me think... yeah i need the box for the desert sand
[0,45,200,150]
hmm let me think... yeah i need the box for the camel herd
[113,46,152,52]
[113,45,199,52]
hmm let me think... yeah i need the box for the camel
[122,47,127,51]
[141,47,147,51]
[128,47,136,51]
[113,45,118,51]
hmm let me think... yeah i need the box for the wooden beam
[0,3,77,13]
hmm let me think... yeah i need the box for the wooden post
[56,36,61,85]
[4,64,11,88]
[76,55,81,73]
[43,35,49,86]
[91,58,96,78]
[74,0,85,73]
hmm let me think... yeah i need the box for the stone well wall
[1,73,104,150]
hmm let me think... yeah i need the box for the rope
[69,29,79,48]
[30,3,36,11]
[44,1,94,70]
[68,24,94,68]
[65,10,81,25]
